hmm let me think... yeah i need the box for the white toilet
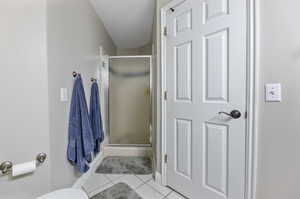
[36,188,88,199]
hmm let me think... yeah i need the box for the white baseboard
[155,171,162,185]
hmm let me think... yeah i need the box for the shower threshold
[103,145,152,157]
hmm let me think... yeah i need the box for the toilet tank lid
[36,188,88,199]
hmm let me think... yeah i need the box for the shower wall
[109,58,151,145]
[117,43,152,56]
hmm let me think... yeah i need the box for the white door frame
[160,0,258,199]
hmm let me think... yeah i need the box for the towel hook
[72,71,78,77]
[36,153,47,164]
[73,71,81,78]
[91,77,97,82]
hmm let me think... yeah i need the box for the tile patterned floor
[83,173,187,199]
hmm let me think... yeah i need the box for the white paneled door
[165,0,247,198]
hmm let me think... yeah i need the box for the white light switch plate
[60,88,68,102]
[265,83,282,102]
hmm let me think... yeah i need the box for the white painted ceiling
[90,0,155,49]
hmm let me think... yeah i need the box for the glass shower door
[109,57,151,145]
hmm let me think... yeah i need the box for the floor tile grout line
[86,175,170,199]
[134,174,151,190]
[90,156,155,196]
[84,182,111,193]
[135,181,166,198]
[135,174,153,183]
[87,155,157,197]
[87,174,142,194]
[134,174,155,191]
[88,173,170,198]
[134,181,147,190]
[104,174,114,183]
[86,181,113,195]
[89,174,150,198]
[85,173,121,194]
[89,180,146,199]
[104,174,125,183]
[164,191,174,199]
[107,174,145,190]
[145,178,173,197]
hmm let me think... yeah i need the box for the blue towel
[67,75,94,173]
[89,82,104,154]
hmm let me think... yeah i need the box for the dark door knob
[218,110,242,119]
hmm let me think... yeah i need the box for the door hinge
[245,111,248,119]
[164,154,168,164]
[164,26,168,36]
[164,91,168,100]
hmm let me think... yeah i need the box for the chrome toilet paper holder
[0,153,47,175]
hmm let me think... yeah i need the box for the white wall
[0,0,116,198]
[256,0,300,198]
[0,1,51,198]
[47,0,116,190]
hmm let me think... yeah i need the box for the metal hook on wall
[72,71,81,78]
[72,71,78,78]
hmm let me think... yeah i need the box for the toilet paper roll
[12,161,36,177]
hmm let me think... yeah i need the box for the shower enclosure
[108,56,152,146]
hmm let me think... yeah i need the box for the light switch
[265,83,282,102]
[60,88,68,102]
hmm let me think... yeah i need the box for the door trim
[160,0,258,199]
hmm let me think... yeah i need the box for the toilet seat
[36,188,88,199]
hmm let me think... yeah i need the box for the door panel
[175,118,192,179]
[204,28,228,102]
[175,41,192,101]
[165,0,247,198]
[175,9,192,34]
[204,0,229,22]
[204,122,229,197]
